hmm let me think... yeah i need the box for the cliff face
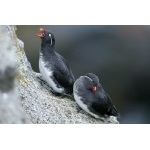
[0,25,29,123]
[0,25,119,124]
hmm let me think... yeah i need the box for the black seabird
[37,28,75,95]
[73,73,120,119]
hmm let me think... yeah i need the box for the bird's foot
[76,106,86,114]
[36,75,48,85]
[62,93,74,100]
[50,90,62,97]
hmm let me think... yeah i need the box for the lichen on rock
[0,25,30,123]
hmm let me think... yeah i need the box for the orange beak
[36,28,45,38]
[91,86,97,92]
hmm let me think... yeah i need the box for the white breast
[39,58,64,93]
[73,84,100,119]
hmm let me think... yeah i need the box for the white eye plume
[84,76,93,82]
[49,34,52,46]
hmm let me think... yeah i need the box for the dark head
[37,28,55,47]
[82,73,100,92]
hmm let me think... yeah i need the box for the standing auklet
[37,28,75,95]
[73,73,120,119]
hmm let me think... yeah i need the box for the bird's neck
[40,43,55,55]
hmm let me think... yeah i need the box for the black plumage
[37,28,75,95]
[73,73,120,119]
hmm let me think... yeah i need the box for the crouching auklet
[73,73,120,120]
[37,28,75,96]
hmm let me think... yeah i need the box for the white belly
[39,58,64,93]
[73,84,100,119]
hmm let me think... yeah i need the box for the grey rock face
[0,25,29,123]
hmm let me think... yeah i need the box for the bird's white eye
[49,34,51,37]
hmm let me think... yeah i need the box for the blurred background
[17,25,150,124]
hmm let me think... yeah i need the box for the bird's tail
[109,105,121,120]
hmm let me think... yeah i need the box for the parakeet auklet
[37,28,75,96]
[73,73,120,119]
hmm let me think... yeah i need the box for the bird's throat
[40,43,55,55]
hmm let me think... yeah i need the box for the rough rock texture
[1,25,119,124]
[0,25,30,123]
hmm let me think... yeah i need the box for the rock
[0,25,30,123]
